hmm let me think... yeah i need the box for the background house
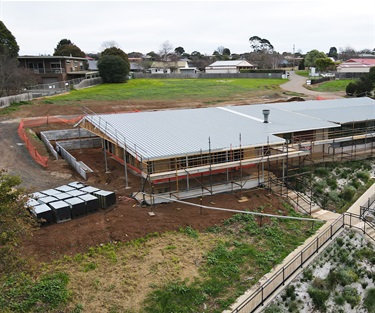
[205,60,255,73]
[337,58,375,73]
[148,60,190,74]
[18,55,93,84]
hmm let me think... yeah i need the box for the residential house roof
[207,60,254,67]
[18,55,88,61]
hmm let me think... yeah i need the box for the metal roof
[207,60,253,67]
[81,98,375,161]
[266,97,375,124]
[82,98,374,160]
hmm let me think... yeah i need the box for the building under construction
[78,97,375,205]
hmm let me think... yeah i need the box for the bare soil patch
[0,95,292,264]
[20,148,286,263]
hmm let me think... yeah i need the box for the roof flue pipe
[262,109,270,123]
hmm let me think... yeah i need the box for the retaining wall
[57,138,102,150]
[0,93,33,108]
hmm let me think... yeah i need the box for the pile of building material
[26,182,116,225]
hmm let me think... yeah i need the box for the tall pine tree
[0,21,19,58]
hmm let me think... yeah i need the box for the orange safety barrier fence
[18,115,84,168]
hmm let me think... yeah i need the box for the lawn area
[0,204,322,313]
[308,79,353,92]
[50,78,285,102]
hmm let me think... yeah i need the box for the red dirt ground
[20,147,288,263]
[1,97,293,263]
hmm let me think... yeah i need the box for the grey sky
[1,0,375,56]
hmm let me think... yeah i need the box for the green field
[51,78,286,102]
[309,79,352,92]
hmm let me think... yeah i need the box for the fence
[230,212,375,313]
[133,72,285,79]
[18,115,84,167]
[360,192,375,222]
[25,77,102,98]
[0,93,33,109]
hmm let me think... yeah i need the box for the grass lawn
[308,79,353,92]
[0,204,322,313]
[49,78,285,102]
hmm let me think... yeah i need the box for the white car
[321,73,335,77]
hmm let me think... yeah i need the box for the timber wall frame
[79,116,375,199]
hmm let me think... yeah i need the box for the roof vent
[262,109,270,123]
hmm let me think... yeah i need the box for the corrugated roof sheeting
[82,98,375,160]
[266,97,375,124]
[84,108,285,160]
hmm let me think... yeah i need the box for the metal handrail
[268,178,315,215]
[231,212,375,313]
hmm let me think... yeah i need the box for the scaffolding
[77,108,375,209]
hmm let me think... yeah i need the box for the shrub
[314,167,330,177]
[308,286,330,312]
[285,284,296,300]
[334,295,345,306]
[327,267,358,287]
[340,186,356,201]
[302,268,313,282]
[343,286,360,309]
[364,288,375,312]
[356,171,370,183]
[326,177,338,190]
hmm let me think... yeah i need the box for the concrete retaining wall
[42,128,97,141]
[57,138,102,150]
[0,93,33,108]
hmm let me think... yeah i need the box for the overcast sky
[1,0,374,56]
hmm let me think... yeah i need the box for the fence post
[330,224,333,239]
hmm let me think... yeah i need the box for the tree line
[1,19,375,94]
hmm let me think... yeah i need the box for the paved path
[280,71,345,100]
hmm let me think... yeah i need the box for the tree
[97,55,129,83]
[249,36,274,53]
[53,39,85,57]
[368,66,375,83]
[315,57,335,72]
[101,47,129,62]
[159,40,174,62]
[327,47,338,60]
[345,75,374,97]
[174,46,185,55]
[0,50,38,97]
[101,40,120,50]
[146,51,160,61]
[159,41,175,72]
[0,21,19,58]
[339,46,358,60]
[101,47,130,74]
[304,50,327,68]
[213,46,231,60]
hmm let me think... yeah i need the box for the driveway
[281,71,344,99]
[0,118,76,191]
